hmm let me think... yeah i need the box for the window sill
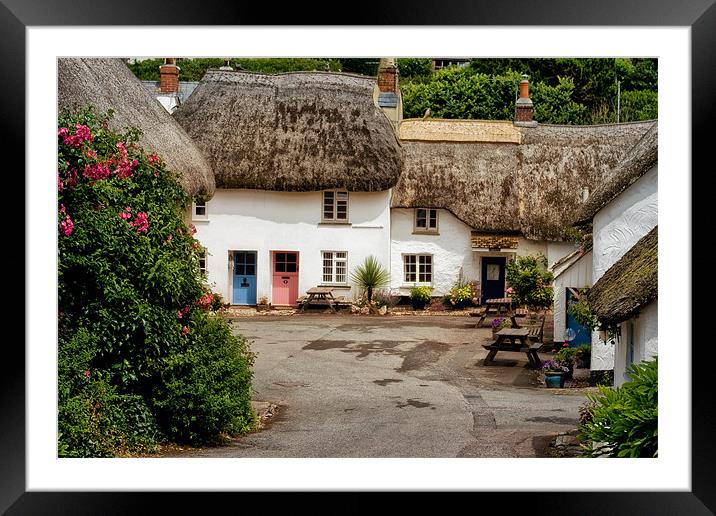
[192,218,209,223]
[319,222,352,226]
[400,284,433,288]
[412,230,439,235]
[318,284,351,289]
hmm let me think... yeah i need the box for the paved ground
[162,314,590,458]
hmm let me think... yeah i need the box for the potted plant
[409,286,432,310]
[447,279,478,310]
[491,316,511,335]
[543,360,570,388]
[555,345,578,379]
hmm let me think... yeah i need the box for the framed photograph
[6,0,712,512]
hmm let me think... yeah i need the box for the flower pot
[544,372,566,388]
[411,299,427,310]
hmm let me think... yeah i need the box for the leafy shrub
[152,312,256,444]
[620,89,658,122]
[57,107,254,455]
[555,346,578,368]
[505,255,554,310]
[209,291,230,312]
[578,357,658,457]
[409,286,432,302]
[567,289,599,333]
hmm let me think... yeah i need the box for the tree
[505,255,554,311]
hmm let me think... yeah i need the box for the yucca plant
[350,256,390,304]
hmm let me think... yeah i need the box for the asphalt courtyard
[164,314,590,458]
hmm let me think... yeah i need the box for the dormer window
[414,208,438,234]
[192,199,208,221]
[322,190,349,222]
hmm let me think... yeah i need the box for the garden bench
[481,328,542,368]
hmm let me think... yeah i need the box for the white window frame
[192,199,208,221]
[198,249,207,276]
[322,251,348,284]
[404,254,433,285]
[322,190,349,223]
[413,208,439,233]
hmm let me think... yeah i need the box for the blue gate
[565,288,592,347]
[233,251,257,305]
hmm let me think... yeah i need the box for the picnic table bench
[482,327,543,368]
[298,287,351,313]
[470,297,519,328]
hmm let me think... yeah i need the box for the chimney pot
[515,74,535,125]
[159,59,180,94]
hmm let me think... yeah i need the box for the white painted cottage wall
[194,189,392,304]
[591,165,658,370]
[390,208,475,296]
[613,300,658,387]
[552,250,593,343]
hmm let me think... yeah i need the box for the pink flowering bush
[58,107,254,456]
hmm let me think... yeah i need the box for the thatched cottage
[172,68,403,305]
[57,58,215,197]
[392,117,654,300]
[164,61,656,308]
[573,124,658,384]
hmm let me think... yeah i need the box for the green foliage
[397,58,433,80]
[620,89,658,122]
[409,285,433,302]
[152,312,255,444]
[505,255,554,310]
[555,345,578,368]
[127,58,342,81]
[58,107,254,455]
[349,255,390,303]
[339,58,379,76]
[579,357,658,458]
[532,77,588,125]
[568,289,600,333]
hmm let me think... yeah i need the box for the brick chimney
[159,58,180,94]
[375,58,402,134]
[514,74,536,126]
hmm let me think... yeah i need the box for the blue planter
[544,372,566,388]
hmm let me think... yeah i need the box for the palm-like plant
[349,255,390,304]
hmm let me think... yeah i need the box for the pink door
[272,251,299,306]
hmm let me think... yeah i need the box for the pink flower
[197,292,213,310]
[57,127,69,139]
[83,162,110,181]
[506,287,514,295]
[166,234,173,243]
[148,153,160,165]
[65,169,78,189]
[130,212,149,233]
[57,172,63,192]
[192,241,200,249]
[118,207,132,220]
[181,326,189,336]
[84,148,97,159]
[75,124,92,143]
[177,305,189,319]
[189,224,197,235]
[59,204,66,215]
[59,213,73,236]
[84,370,91,379]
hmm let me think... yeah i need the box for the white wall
[591,165,658,370]
[613,301,658,387]
[390,208,475,296]
[195,189,391,304]
[552,250,593,343]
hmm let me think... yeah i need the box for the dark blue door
[566,288,592,347]
[481,257,506,303]
[233,251,257,305]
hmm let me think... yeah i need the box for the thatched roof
[58,58,215,197]
[392,120,656,240]
[574,123,658,224]
[172,69,403,192]
[587,227,657,325]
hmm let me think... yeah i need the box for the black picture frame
[5,0,712,513]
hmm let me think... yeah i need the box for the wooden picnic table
[300,286,338,313]
[471,297,519,328]
[482,327,543,368]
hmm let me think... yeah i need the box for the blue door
[565,288,592,347]
[481,257,506,303]
[233,251,257,305]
